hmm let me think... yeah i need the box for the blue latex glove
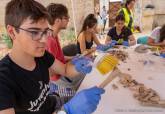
[71,56,82,65]
[106,40,117,48]
[64,86,105,114]
[160,53,165,58]
[71,56,92,74]
[96,45,109,51]
[111,40,117,44]
[122,41,129,46]
[71,56,92,64]
[111,40,117,46]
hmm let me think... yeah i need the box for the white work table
[78,45,165,114]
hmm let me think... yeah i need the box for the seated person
[77,14,101,54]
[147,24,165,47]
[105,14,136,46]
[46,3,85,102]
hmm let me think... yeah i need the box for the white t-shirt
[97,15,103,25]
[101,9,107,20]
[150,27,161,43]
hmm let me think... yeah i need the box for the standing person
[96,12,104,35]
[0,0,105,114]
[147,24,165,47]
[119,0,135,32]
[46,3,85,102]
[77,14,101,54]
[105,14,136,46]
[101,6,108,33]
[147,25,165,58]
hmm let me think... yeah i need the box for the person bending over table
[77,14,101,54]
[147,24,165,47]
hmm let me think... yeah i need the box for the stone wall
[141,0,154,31]
[0,0,10,27]
[152,0,165,27]
[142,0,165,31]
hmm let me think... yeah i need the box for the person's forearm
[148,42,165,46]
[64,61,80,78]
[129,40,136,46]
[81,48,96,56]
[105,39,110,44]
[0,108,15,114]
[161,51,165,53]
[64,56,74,61]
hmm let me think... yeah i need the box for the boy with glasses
[0,0,105,114]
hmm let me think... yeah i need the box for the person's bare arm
[78,33,96,54]
[128,35,136,46]
[160,49,165,53]
[49,59,79,78]
[64,56,74,61]
[0,108,15,114]
[105,35,112,44]
[147,37,165,46]
[78,33,87,54]
[92,33,101,45]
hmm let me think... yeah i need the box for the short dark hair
[116,14,125,22]
[47,3,68,25]
[5,0,49,28]
[125,0,135,7]
[97,12,100,15]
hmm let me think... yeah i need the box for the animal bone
[118,73,165,108]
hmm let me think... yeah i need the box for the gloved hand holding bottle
[71,56,92,74]
[64,86,105,114]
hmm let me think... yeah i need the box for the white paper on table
[78,46,165,114]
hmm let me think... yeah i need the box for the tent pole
[70,0,78,39]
